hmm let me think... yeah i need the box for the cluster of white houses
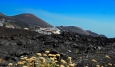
[34,26,61,35]
[0,18,61,35]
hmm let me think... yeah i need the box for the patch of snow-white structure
[35,27,61,35]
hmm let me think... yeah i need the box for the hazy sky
[0,0,115,38]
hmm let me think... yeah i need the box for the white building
[24,27,29,30]
[54,28,61,34]
[35,27,61,35]
[0,21,3,26]
[0,18,5,26]
[44,27,61,34]
[5,25,15,29]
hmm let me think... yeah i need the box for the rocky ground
[0,26,115,67]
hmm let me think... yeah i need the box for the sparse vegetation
[7,50,115,67]
[8,50,76,67]
[8,51,115,67]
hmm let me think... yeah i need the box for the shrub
[8,50,76,67]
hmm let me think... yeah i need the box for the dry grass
[8,51,114,67]
[8,50,76,67]
[0,58,5,63]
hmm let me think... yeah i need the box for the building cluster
[34,26,61,35]
[0,18,61,35]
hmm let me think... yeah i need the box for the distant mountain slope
[12,13,53,27]
[57,26,90,35]
[86,30,99,37]
[57,26,106,37]
[0,15,29,28]
[0,12,53,28]
[0,12,5,16]
[0,12,106,37]
[86,30,106,37]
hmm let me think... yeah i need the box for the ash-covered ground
[0,26,115,67]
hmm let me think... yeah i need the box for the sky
[0,0,115,38]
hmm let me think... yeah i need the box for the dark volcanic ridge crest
[57,26,106,37]
[0,12,108,37]
[0,12,53,28]
[0,12,6,16]
[12,13,53,27]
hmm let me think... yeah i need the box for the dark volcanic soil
[0,26,115,67]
